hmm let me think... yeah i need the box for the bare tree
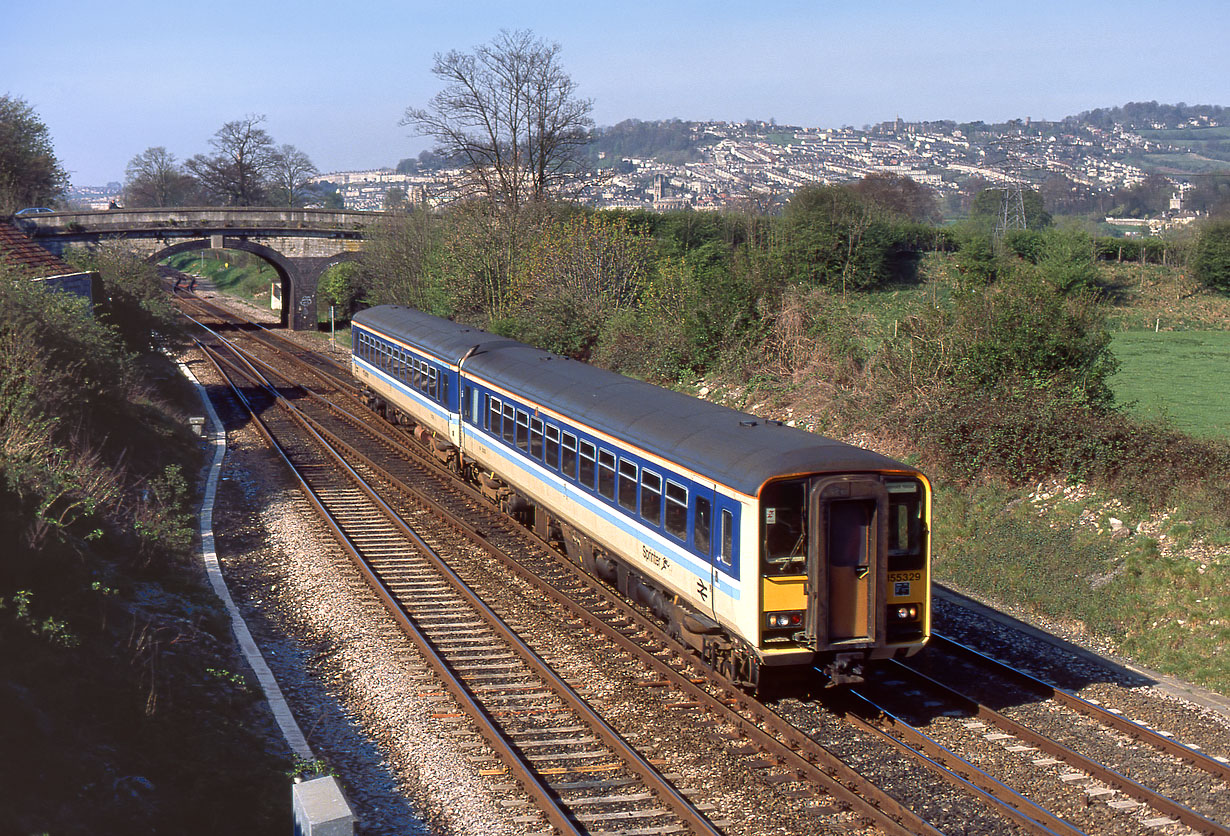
[401,29,594,214]
[185,115,276,206]
[122,147,199,207]
[267,143,318,206]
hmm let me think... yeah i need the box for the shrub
[1192,219,1230,291]
[777,185,920,291]
[884,267,1117,407]
[316,261,364,317]
[952,231,1000,286]
[70,246,182,354]
[1036,227,1098,294]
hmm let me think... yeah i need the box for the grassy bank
[0,259,291,832]
[929,258,1230,691]
[932,481,1230,692]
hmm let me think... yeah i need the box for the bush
[1192,219,1230,291]
[953,230,1000,286]
[776,185,921,291]
[1003,228,1046,263]
[1036,227,1098,294]
[316,261,364,318]
[885,267,1118,407]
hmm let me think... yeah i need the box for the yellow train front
[351,306,930,691]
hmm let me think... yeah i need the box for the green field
[1110,330,1230,438]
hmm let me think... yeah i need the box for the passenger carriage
[352,306,930,689]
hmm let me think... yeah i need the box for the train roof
[354,306,916,497]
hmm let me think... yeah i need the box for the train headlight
[893,604,919,621]
[765,611,804,629]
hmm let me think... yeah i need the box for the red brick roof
[0,219,75,278]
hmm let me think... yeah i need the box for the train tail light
[765,611,804,629]
[892,604,919,621]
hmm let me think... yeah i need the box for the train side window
[718,510,734,567]
[544,424,560,470]
[515,410,530,451]
[429,366,439,400]
[470,388,480,425]
[439,374,448,405]
[597,449,615,499]
[618,459,638,511]
[565,434,582,481]
[665,481,688,540]
[640,469,662,525]
[502,404,516,444]
[694,495,712,556]
[488,396,501,435]
[529,417,544,459]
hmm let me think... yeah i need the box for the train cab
[757,472,931,685]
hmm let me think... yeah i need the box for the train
[351,305,931,690]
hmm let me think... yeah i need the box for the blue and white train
[351,305,930,689]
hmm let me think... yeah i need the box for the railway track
[859,635,1230,834]
[199,335,724,836]
[180,291,1230,835]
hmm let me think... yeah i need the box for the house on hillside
[0,218,97,304]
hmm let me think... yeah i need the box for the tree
[401,29,594,214]
[1192,219,1230,292]
[0,94,68,213]
[1111,173,1172,218]
[122,147,199,207]
[777,184,915,291]
[850,172,940,223]
[361,207,446,313]
[507,212,652,357]
[384,186,409,210]
[266,143,318,207]
[185,115,276,206]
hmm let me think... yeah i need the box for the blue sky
[4,0,1227,186]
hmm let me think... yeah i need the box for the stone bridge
[17,207,387,330]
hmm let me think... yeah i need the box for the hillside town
[68,114,1222,233]
[299,115,1217,220]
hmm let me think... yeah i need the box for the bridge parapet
[18,207,385,236]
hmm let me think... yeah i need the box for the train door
[804,478,889,649]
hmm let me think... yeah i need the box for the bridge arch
[147,239,300,328]
[20,208,382,330]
